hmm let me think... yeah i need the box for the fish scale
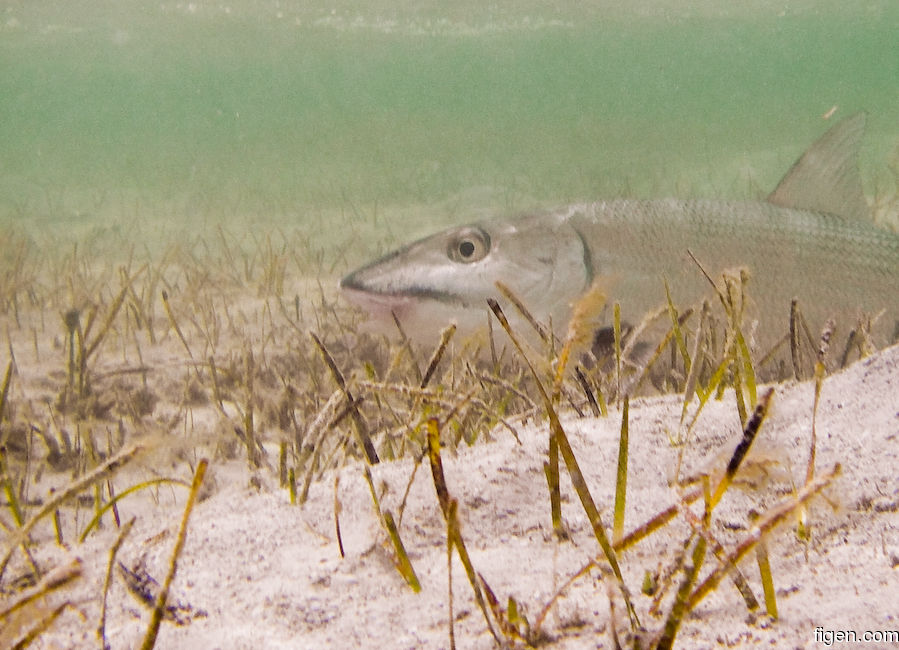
[566,198,897,344]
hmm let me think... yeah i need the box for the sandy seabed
[9,330,897,648]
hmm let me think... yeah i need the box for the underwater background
[1,0,897,269]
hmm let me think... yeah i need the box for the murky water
[2,0,897,267]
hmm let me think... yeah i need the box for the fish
[339,114,898,357]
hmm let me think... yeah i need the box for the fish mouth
[339,271,468,311]
[338,283,416,319]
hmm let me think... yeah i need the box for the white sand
[17,342,898,648]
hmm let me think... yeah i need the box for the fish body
[340,115,898,352]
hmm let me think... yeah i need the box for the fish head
[339,213,591,341]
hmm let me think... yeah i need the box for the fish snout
[338,268,366,293]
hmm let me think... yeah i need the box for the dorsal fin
[767,112,870,221]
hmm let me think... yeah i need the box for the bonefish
[340,114,898,355]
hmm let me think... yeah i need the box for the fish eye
[448,227,490,264]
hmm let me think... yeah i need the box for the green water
[1,0,897,265]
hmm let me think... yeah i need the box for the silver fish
[340,114,898,353]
